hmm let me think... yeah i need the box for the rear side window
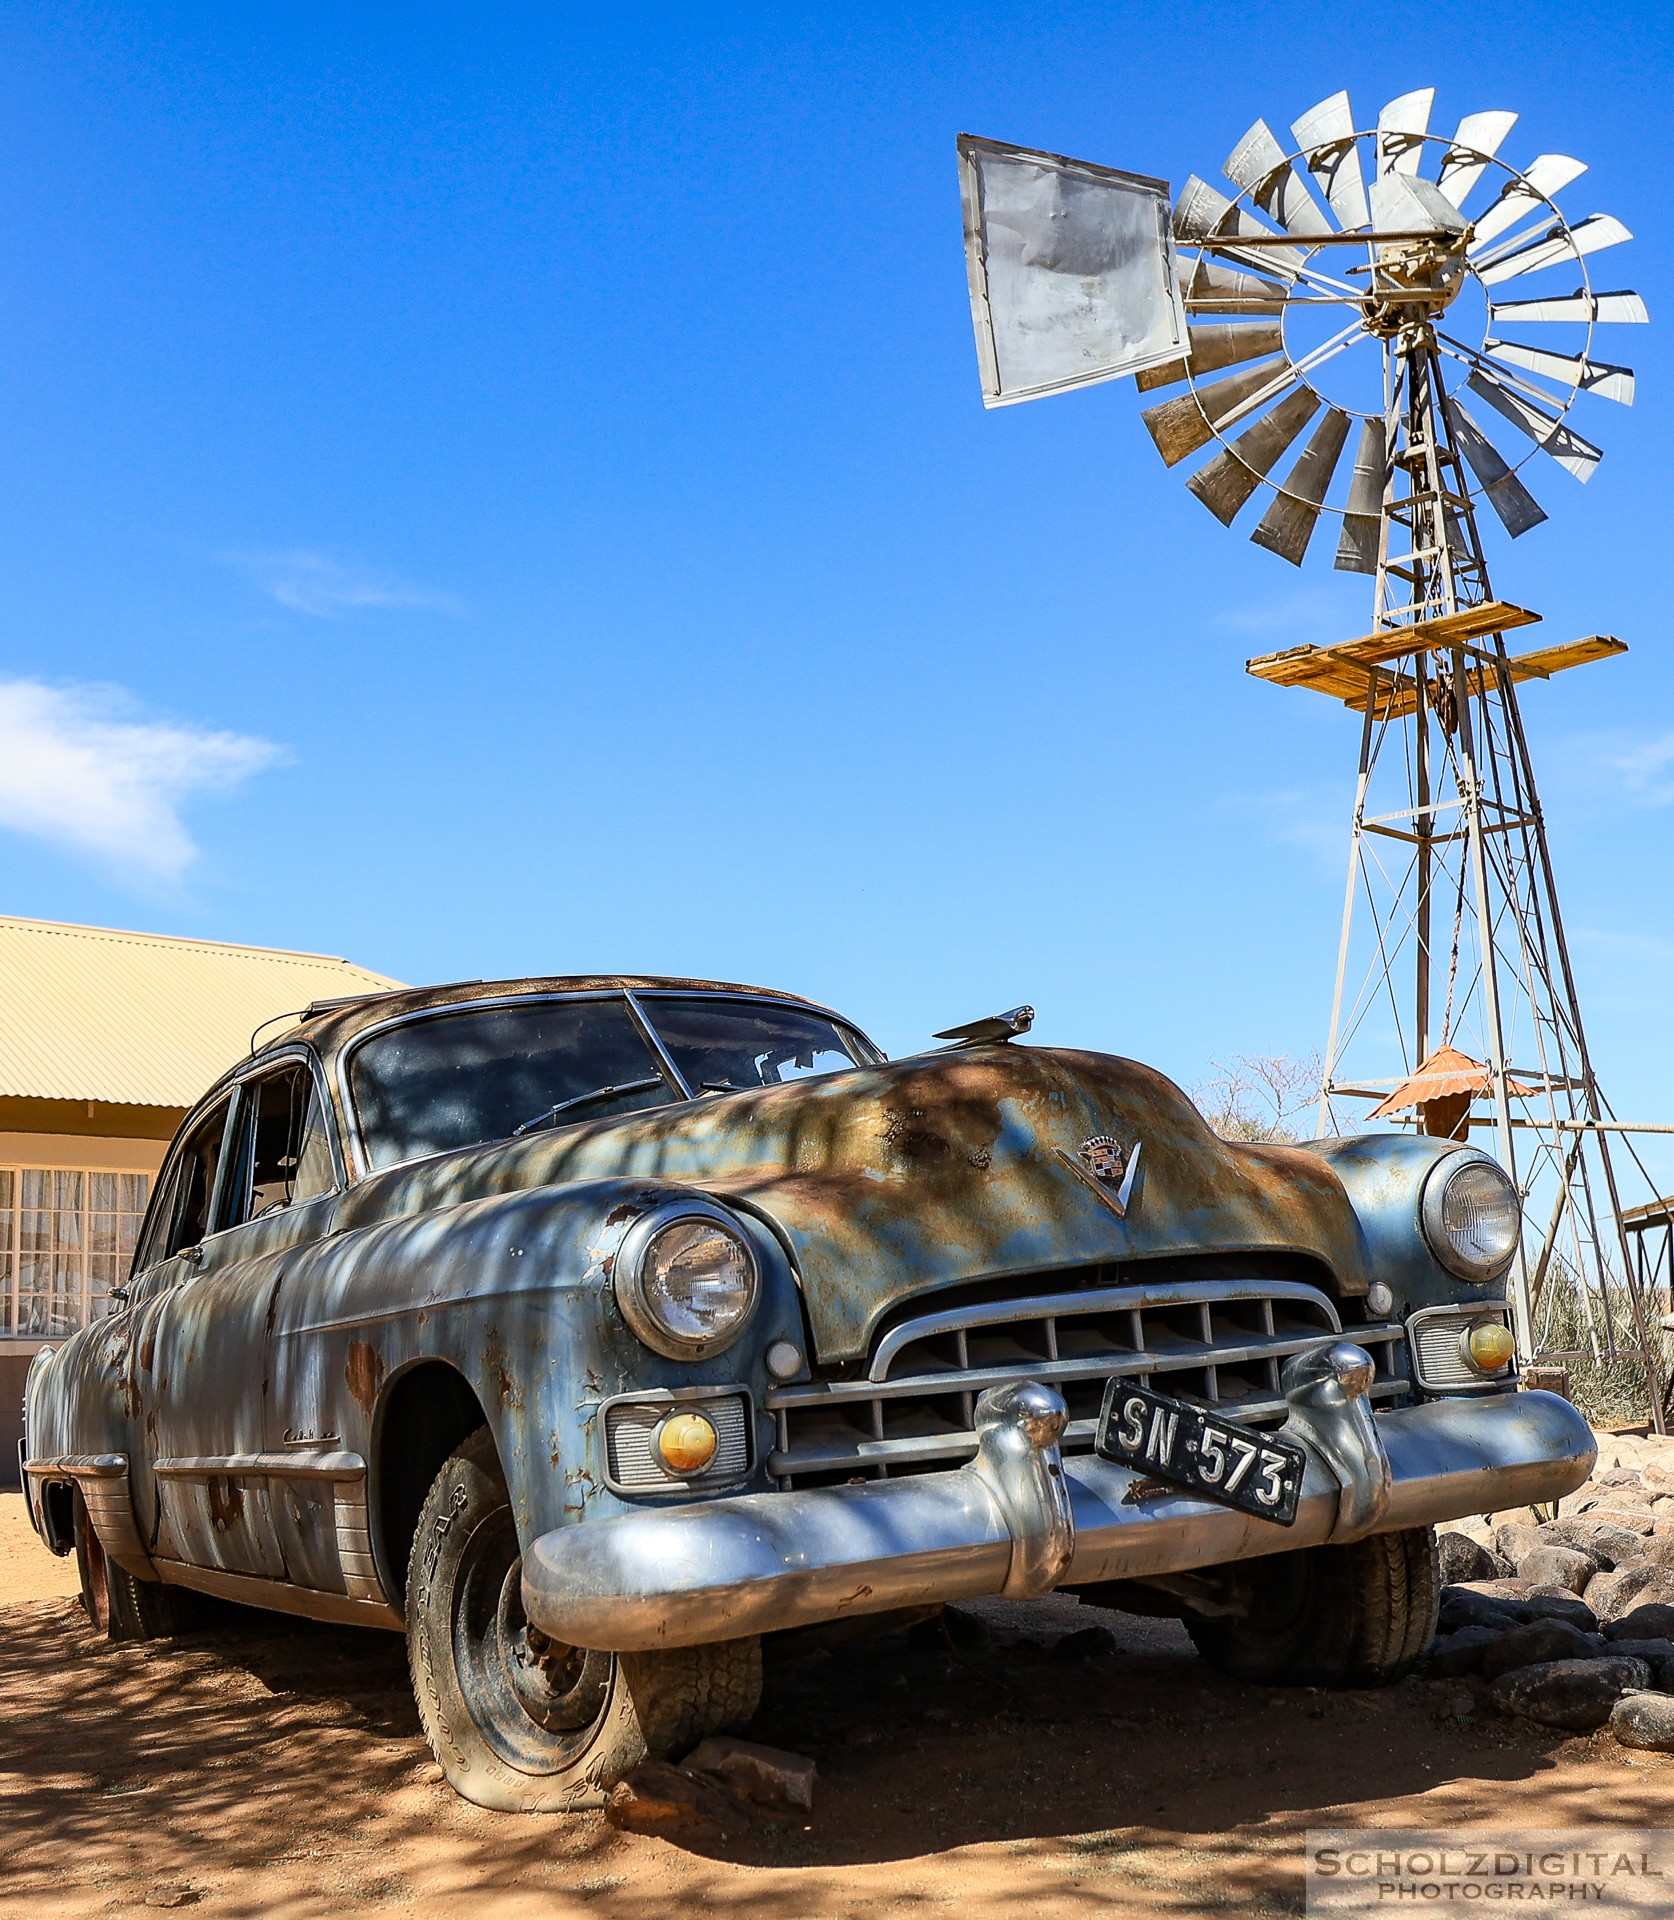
[165,1098,233,1257]
[226,1066,338,1224]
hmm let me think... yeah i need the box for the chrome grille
[1408,1302,1513,1392]
[766,1278,1408,1487]
[604,1393,752,1492]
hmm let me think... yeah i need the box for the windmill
[957,93,1662,1420]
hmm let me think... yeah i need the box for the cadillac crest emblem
[1080,1135,1125,1183]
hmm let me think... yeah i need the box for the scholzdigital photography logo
[1306,1831,1674,1911]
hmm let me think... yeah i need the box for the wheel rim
[451,1506,614,1774]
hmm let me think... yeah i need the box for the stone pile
[605,1736,817,1839]
[1431,1440,1674,1751]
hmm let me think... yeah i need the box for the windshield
[641,995,882,1092]
[347,991,883,1171]
[349,997,674,1169]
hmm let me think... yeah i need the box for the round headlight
[1421,1154,1521,1283]
[614,1207,759,1359]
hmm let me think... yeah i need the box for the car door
[138,1059,342,1583]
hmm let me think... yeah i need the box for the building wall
[0,1125,170,1487]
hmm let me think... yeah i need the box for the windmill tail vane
[958,93,1670,1426]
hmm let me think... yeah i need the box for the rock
[1640,1465,1674,1498]
[941,1605,993,1650]
[1433,1682,1479,1721]
[1606,1602,1674,1643]
[1544,1517,1645,1569]
[1586,1567,1674,1624]
[144,1893,200,1912]
[1491,1657,1652,1731]
[1480,1619,1604,1681]
[605,1762,750,1838]
[1453,1577,1533,1604]
[1602,1639,1674,1688]
[1611,1690,1674,1752]
[1437,1532,1501,1585]
[682,1737,817,1814]
[1493,1521,1545,1567]
[1438,1586,1532,1634]
[1426,1626,1502,1679]
[1520,1593,1599,1633]
[1587,1503,1656,1536]
[1515,1545,1596,1594]
[1640,1531,1674,1569]
[1052,1626,1119,1664]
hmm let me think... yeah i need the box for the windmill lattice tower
[1137,87,1657,1413]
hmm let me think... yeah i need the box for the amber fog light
[657,1411,719,1475]
[1463,1320,1516,1374]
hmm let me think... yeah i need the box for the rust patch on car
[207,1477,244,1532]
[483,1329,522,1410]
[604,1203,639,1227]
[139,1331,156,1374]
[345,1340,386,1413]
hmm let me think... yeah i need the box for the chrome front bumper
[521,1348,1595,1653]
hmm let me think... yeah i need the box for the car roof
[255,974,846,1066]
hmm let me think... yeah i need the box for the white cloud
[236,548,461,619]
[0,679,282,880]
[1604,732,1674,805]
[1209,587,1356,644]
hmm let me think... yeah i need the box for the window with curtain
[1,1169,151,1337]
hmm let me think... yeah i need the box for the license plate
[1095,1379,1306,1526]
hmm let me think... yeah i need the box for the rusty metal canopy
[1366,1046,1536,1120]
[0,915,404,1109]
[957,134,1188,406]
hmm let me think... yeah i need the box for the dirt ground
[4,1491,1672,1920]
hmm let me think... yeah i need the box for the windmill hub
[1361,231,1471,335]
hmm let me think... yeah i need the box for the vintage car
[24,975,1594,1809]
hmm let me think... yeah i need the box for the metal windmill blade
[1187,388,1320,525]
[959,93,1645,578]
[1335,420,1389,574]
[1224,119,1333,236]
[1291,91,1369,229]
[1376,88,1435,176]
[1251,407,1353,563]
[1436,110,1518,208]
[1484,339,1635,404]
[1446,397,1549,536]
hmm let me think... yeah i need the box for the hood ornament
[934,1005,1034,1048]
[1062,1135,1143,1218]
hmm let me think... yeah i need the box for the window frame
[0,1162,155,1338]
[219,1047,347,1229]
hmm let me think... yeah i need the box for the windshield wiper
[511,1076,667,1137]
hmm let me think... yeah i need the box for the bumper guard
[522,1344,1594,1652]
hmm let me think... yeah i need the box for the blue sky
[0,3,1668,1161]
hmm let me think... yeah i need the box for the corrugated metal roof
[0,915,404,1108]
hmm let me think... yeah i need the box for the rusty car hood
[335,1044,1371,1363]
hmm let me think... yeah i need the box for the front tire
[406,1427,761,1812]
[72,1487,202,1641]
[1186,1526,1439,1688]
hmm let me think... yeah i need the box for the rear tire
[72,1487,203,1642]
[1186,1525,1439,1688]
[406,1426,762,1812]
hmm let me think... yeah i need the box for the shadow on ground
[3,1588,1670,1919]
